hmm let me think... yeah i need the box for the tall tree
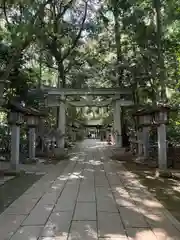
[36,0,88,88]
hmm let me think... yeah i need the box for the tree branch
[19,3,24,23]
[2,0,11,31]
[62,1,88,61]
[55,0,74,21]
[41,59,58,70]
[1,0,54,81]
[64,52,88,73]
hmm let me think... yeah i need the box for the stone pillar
[11,125,20,170]
[71,129,75,142]
[157,124,167,170]
[100,130,103,141]
[106,130,109,140]
[69,128,73,141]
[29,127,36,160]
[113,100,122,147]
[38,118,44,152]
[137,129,143,155]
[142,127,149,158]
[57,98,66,148]
[113,106,116,142]
[73,131,76,142]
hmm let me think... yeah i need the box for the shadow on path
[1,139,180,240]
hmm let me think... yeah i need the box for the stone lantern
[152,105,174,175]
[153,105,170,125]
[133,108,153,127]
[7,102,26,170]
[26,111,39,127]
[133,108,153,157]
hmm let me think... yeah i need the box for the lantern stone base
[112,147,126,153]
[21,158,38,164]
[147,161,158,168]
[156,169,173,178]
[53,148,68,160]
[134,155,147,163]
[5,169,25,176]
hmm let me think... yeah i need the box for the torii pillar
[113,100,122,147]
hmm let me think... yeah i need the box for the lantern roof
[152,104,176,113]
[26,107,48,117]
[5,101,48,116]
[132,107,153,117]
[132,104,176,116]
[25,107,47,117]
[25,107,40,116]
[6,101,28,114]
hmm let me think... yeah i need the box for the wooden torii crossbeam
[39,86,132,96]
[29,86,134,107]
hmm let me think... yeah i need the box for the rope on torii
[68,98,113,107]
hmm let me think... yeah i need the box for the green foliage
[167,92,180,144]
[1,0,180,136]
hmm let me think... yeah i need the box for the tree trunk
[113,3,123,87]
[112,2,125,143]
[154,0,166,101]
[56,62,66,128]
[39,48,42,89]
[57,63,66,88]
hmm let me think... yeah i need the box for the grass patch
[0,173,42,214]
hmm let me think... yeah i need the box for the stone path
[1,139,180,239]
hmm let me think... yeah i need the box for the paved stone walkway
[1,139,180,239]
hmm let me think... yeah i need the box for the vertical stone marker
[7,102,25,170]
[142,126,150,158]
[113,99,122,147]
[57,95,66,149]
[153,105,175,177]
[157,123,167,170]
[26,107,43,160]
[11,124,20,170]
[28,127,36,160]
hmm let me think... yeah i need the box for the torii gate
[37,86,134,148]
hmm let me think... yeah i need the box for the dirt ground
[0,173,42,214]
[112,151,180,222]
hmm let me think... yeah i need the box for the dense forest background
[0,0,180,142]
